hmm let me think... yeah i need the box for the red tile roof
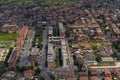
[6,71,16,77]
[16,26,28,48]
[104,69,111,75]
[29,55,38,61]
[16,36,24,48]
[1,78,7,80]
[2,25,19,32]
[104,77,112,80]
[90,76,99,80]
[23,70,35,77]
[113,68,120,75]
[80,77,88,80]
[66,78,77,80]
[19,26,28,37]
[8,49,19,67]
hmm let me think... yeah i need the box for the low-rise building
[90,76,99,80]
[61,39,69,67]
[16,26,28,48]
[6,71,16,77]
[48,26,53,36]
[1,24,19,33]
[112,68,120,78]
[23,70,35,78]
[80,77,88,80]
[8,49,19,67]
[47,43,55,68]
[103,69,111,77]
[1,78,8,80]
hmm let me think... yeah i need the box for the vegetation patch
[87,61,116,67]
[32,27,43,50]
[78,41,105,47]
[0,32,18,41]
[97,61,116,66]
[0,41,13,48]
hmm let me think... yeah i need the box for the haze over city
[0,0,120,80]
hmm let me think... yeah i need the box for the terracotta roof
[89,69,97,75]
[54,70,75,77]
[104,77,112,80]
[90,76,99,80]
[79,72,87,76]
[19,26,28,37]
[80,50,88,53]
[80,77,88,80]
[8,49,19,67]
[6,71,16,76]
[113,68,120,74]
[16,36,24,47]
[1,78,8,80]
[72,44,79,49]
[23,70,35,77]
[66,78,77,80]
[23,70,35,74]
[106,17,111,21]
[16,26,28,48]
[104,69,111,75]
[29,55,38,61]
[80,44,91,48]
[2,25,19,32]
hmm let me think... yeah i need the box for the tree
[35,61,38,66]
[19,66,27,72]
[0,66,6,75]
[96,54,102,62]
[27,66,33,70]
[4,47,13,67]
[16,65,20,72]
[35,68,41,73]
[38,75,45,80]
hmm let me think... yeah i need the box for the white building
[61,39,69,67]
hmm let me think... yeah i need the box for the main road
[39,26,52,80]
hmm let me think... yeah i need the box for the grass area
[35,28,43,38]
[0,32,18,41]
[55,58,60,67]
[55,49,60,67]
[32,27,43,49]
[78,41,105,47]
[0,41,13,48]
[97,61,116,66]
[0,32,18,48]
[87,61,116,67]
[1,0,34,3]
[99,23,106,30]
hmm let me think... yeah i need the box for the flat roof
[102,57,114,61]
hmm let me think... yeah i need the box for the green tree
[35,61,38,66]
[96,54,102,62]
[0,66,6,75]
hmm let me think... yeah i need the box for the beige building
[47,43,55,68]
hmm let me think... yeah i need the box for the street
[39,26,52,80]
